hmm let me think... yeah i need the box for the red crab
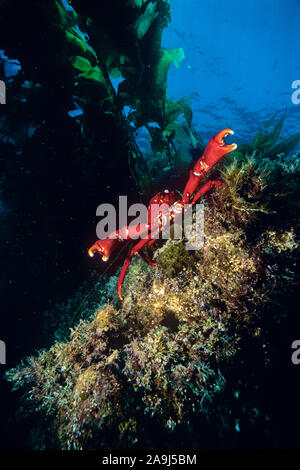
[88,129,237,300]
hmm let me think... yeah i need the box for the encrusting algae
[1,0,300,450]
[6,135,300,449]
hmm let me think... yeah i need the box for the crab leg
[139,250,157,267]
[182,129,237,204]
[147,238,157,249]
[88,222,149,261]
[189,180,223,206]
[146,238,158,263]
[118,234,154,300]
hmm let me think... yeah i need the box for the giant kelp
[6,136,300,449]
[0,0,194,321]
[0,0,192,448]
[53,0,195,190]
[0,0,191,392]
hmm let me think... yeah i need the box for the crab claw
[181,128,237,204]
[88,241,108,261]
[214,129,237,153]
[196,128,237,171]
[88,238,120,262]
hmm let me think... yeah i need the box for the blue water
[163,0,300,149]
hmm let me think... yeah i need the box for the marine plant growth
[6,118,300,448]
[2,0,300,451]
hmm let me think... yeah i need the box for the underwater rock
[6,145,300,449]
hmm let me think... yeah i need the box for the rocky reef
[6,129,300,449]
[2,0,300,452]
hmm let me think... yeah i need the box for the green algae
[6,138,300,449]
[51,0,195,191]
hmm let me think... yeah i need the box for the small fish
[186,65,197,75]
[195,46,205,56]
[171,28,186,42]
